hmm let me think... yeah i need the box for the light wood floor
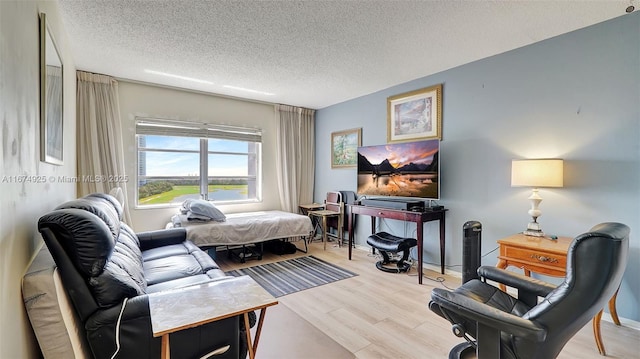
[217,241,639,359]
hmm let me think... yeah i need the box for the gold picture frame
[387,84,442,143]
[40,13,64,165]
[331,128,362,168]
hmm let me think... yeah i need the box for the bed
[171,210,314,256]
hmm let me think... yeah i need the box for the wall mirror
[40,12,64,165]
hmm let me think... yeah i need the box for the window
[136,118,262,207]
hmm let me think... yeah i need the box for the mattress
[172,210,314,247]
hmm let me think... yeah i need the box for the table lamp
[511,159,564,236]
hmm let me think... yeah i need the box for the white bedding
[172,210,313,247]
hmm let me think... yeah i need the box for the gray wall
[315,13,639,321]
[0,1,77,357]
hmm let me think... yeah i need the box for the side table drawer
[503,246,566,271]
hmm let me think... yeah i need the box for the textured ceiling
[58,1,632,109]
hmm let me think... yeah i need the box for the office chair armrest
[431,288,548,342]
[478,266,557,297]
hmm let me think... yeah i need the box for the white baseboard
[602,315,640,330]
[351,244,639,330]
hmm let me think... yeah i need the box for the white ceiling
[58,0,633,109]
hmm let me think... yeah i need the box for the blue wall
[315,13,639,321]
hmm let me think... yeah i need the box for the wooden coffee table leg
[161,334,170,359]
[252,308,268,354]
[244,313,255,359]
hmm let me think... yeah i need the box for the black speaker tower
[462,221,482,284]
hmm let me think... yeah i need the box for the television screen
[357,139,439,199]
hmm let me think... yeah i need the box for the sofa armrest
[137,228,187,251]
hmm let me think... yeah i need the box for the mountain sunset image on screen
[357,139,439,199]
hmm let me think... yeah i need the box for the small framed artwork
[331,128,362,168]
[387,84,442,143]
[40,13,64,165]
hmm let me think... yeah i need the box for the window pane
[136,122,262,207]
[138,150,200,205]
[208,154,248,176]
[207,153,250,201]
[140,135,200,151]
[208,138,249,153]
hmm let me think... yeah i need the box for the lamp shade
[511,159,564,188]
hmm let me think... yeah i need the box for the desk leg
[338,214,343,247]
[439,215,446,275]
[348,213,354,260]
[370,217,377,255]
[417,221,424,285]
[161,334,170,359]
[322,216,328,251]
[244,313,255,359]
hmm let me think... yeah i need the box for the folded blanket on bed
[171,214,211,227]
[178,199,226,222]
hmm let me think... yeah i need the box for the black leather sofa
[37,193,248,359]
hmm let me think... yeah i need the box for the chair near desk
[307,191,344,250]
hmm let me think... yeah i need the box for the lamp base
[524,220,544,237]
[523,229,545,237]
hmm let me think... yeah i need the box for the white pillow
[185,199,226,222]
[109,187,125,207]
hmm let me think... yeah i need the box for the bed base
[226,243,264,263]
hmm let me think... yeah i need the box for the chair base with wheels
[366,232,417,273]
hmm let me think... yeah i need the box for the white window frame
[135,117,262,208]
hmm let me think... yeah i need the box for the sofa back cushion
[38,194,146,308]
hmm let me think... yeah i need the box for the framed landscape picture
[387,84,442,143]
[331,128,362,168]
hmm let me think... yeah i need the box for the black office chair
[429,222,629,359]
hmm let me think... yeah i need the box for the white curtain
[76,71,131,224]
[275,105,315,212]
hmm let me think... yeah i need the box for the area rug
[226,256,357,297]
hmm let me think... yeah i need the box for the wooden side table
[308,205,343,250]
[149,275,278,359]
[496,233,620,356]
[298,203,325,215]
[299,203,325,240]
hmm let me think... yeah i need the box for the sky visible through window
[142,135,249,176]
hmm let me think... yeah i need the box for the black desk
[348,204,447,284]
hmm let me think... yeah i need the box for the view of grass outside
[139,184,249,205]
[137,133,259,206]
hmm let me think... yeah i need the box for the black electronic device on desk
[360,197,425,211]
[424,205,444,211]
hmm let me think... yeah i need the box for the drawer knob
[530,254,558,263]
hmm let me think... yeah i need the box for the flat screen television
[357,139,439,200]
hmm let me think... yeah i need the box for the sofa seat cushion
[144,253,220,286]
[146,273,228,293]
[142,241,202,261]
